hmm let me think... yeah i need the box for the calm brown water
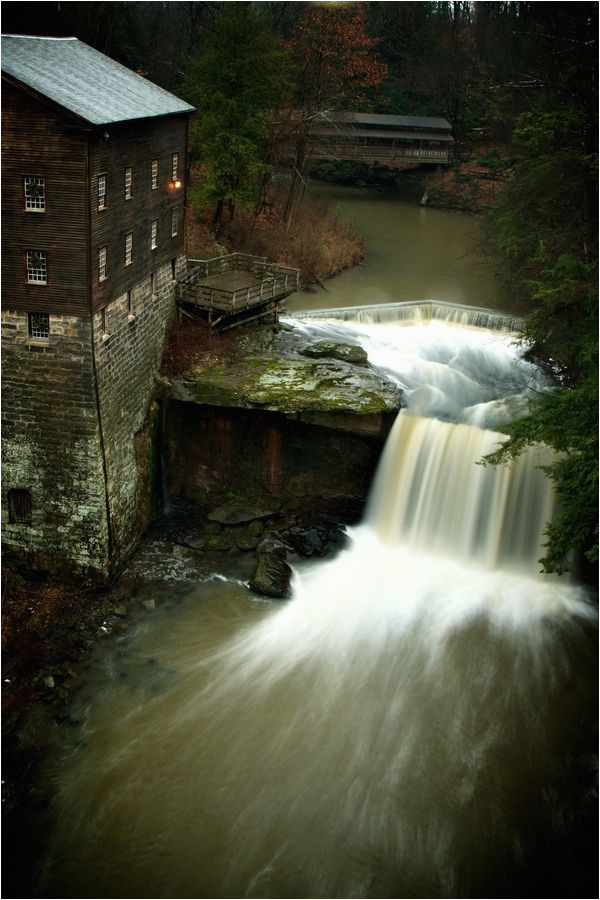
[287,182,513,314]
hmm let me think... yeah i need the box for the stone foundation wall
[92,255,184,566]
[1,311,110,576]
[166,401,385,526]
[2,255,184,577]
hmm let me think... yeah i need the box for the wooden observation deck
[177,253,300,330]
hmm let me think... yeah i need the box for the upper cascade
[290,300,524,333]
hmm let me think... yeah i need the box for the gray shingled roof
[1,35,194,125]
[314,127,454,143]
[321,111,453,132]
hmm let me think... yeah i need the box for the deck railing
[178,253,300,323]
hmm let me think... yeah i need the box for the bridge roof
[314,127,454,143]
[329,112,453,132]
[1,34,195,125]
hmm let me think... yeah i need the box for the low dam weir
[287,298,525,332]
[38,303,597,899]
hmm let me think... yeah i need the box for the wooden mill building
[1,34,194,577]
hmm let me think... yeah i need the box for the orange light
[171,179,182,190]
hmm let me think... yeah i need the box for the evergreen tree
[483,4,598,576]
[182,3,290,227]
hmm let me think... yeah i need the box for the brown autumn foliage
[287,5,388,112]
[185,181,364,289]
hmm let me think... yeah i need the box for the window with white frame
[151,159,158,190]
[171,152,179,181]
[98,174,107,210]
[99,306,108,335]
[124,167,132,200]
[125,232,133,265]
[26,250,47,284]
[28,312,49,341]
[24,176,45,212]
[99,246,107,281]
[151,219,158,250]
[171,210,178,237]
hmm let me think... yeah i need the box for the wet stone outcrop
[299,340,369,366]
[166,323,403,439]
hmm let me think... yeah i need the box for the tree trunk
[284,137,307,232]
[213,199,224,231]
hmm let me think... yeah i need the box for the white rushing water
[39,304,597,899]
[285,302,547,428]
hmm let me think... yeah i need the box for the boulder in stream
[249,537,293,600]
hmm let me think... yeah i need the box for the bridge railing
[280,141,451,164]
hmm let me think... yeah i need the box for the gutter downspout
[86,132,114,572]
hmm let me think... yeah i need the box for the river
[287,181,513,314]
[33,195,597,899]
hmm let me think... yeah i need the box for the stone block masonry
[1,254,185,578]
[92,254,184,569]
[1,312,110,575]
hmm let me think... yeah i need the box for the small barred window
[124,167,133,200]
[24,176,45,211]
[171,210,178,237]
[172,152,179,181]
[98,174,107,210]
[125,232,133,265]
[26,250,47,284]
[28,312,49,341]
[151,219,158,250]
[151,159,158,190]
[8,489,32,525]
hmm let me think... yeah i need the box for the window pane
[26,250,47,283]
[172,152,179,180]
[24,176,45,211]
[99,246,107,280]
[151,159,158,189]
[125,232,133,264]
[151,219,158,249]
[171,210,178,237]
[98,174,106,210]
[125,167,132,199]
[28,312,49,340]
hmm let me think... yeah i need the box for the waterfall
[367,413,556,574]
[38,305,597,900]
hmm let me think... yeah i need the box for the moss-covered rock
[170,354,401,419]
[300,340,369,366]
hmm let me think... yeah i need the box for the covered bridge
[287,111,454,166]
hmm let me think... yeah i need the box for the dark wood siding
[1,80,90,316]
[90,116,188,312]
